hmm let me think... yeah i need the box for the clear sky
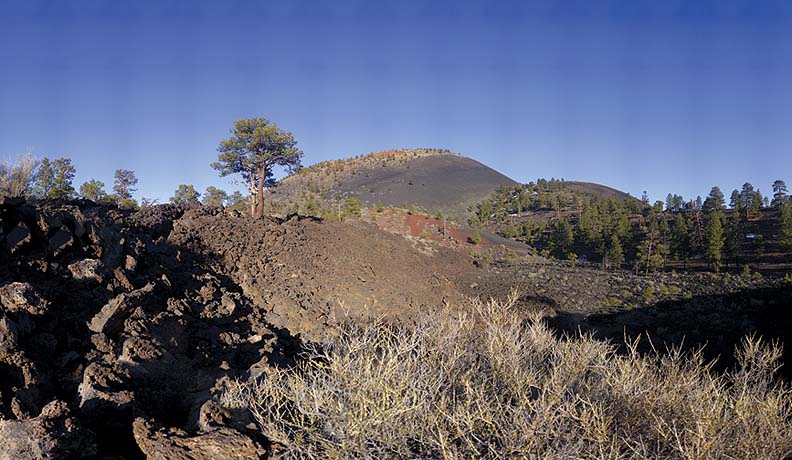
[1,0,791,203]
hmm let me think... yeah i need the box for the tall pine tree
[704,211,725,271]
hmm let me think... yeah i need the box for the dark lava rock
[48,225,73,256]
[4,222,31,253]
[0,282,50,315]
[87,283,155,335]
[132,417,266,460]
[0,400,96,460]
[67,258,104,283]
[77,362,134,417]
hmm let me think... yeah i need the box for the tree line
[1,117,303,217]
[473,180,792,273]
[0,152,248,210]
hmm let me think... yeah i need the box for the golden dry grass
[222,295,792,459]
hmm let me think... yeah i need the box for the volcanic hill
[564,181,629,201]
[271,148,519,218]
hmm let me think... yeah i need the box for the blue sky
[1,0,791,203]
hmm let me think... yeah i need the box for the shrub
[341,198,362,219]
[468,231,482,245]
[222,296,792,460]
[0,152,38,198]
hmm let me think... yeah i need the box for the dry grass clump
[222,295,792,459]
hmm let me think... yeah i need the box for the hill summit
[272,148,518,218]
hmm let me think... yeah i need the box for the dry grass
[222,295,792,459]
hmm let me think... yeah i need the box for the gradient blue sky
[1,0,791,202]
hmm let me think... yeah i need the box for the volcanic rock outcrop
[0,198,475,458]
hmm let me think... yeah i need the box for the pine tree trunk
[255,163,268,218]
[248,175,257,218]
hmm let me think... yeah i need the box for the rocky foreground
[0,198,790,459]
[0,198,478,459]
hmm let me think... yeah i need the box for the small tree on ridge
[212,117,303,218]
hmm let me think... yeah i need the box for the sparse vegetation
[223,296,792,460]
[0,151,38,198]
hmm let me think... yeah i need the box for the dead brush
[222,295,792,460]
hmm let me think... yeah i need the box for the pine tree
[34,157,76,199]
[79,179,108,202]
[606,234,624,269]
[724,209,742,269]
[772,180,789,207]
[779,202,792,251]
[739,182,756,220]
[704,211,725,271]
[635,212,667,275]
[170,184,201,205]
[703,186,725,212]
[202,186,228,207]
[113,169,138,208]
[213,118,303,217]
[550,219,574,257]
[227,191,248,213]
[729,189,741,210]
[50,158,76,199]
[576,203,602,248]
[34,158,53,198]
[670,214,690,267]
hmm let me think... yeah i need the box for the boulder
[4,222,31,253]
[132,417,266,460]
[197,399,232,432]
[0,400,96,460]
[77,362,134,417]
[48,225,73,256]
[67,258,104,283]
[99,227,124,270]
[88,283,155,335]
[0,282,50,315]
